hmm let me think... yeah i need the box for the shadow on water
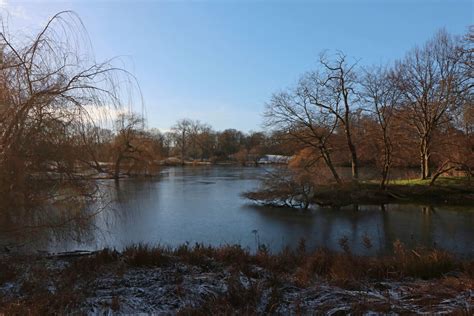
[1,166,473,257]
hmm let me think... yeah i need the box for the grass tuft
[123,244,170,267]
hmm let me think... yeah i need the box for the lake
[1,166,473,257]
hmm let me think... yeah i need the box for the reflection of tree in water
[0,178,167,252]
[0,187,112,252]
[247,202,470,255]
[379,204,439,253]
[420,205,435,249]
[379,204,395,254]
[97,179,163,231]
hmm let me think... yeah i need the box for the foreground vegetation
[0,242,472,314]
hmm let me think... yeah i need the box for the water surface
[2,166,473,257]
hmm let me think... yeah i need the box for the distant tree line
[79,116,297,172]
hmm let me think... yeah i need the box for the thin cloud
[0,1,30,20]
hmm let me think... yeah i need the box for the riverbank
[312,177,474,207]
[1,243,472,314]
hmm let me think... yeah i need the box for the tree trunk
[380,134,392,190]
[349,141,359,181]
[320,147,342,184]
[420,137,431,180]
[342,122,359,181]
[181,130,186,165]
[342,90,359,181]
[429,161,456,186]
[380,163,390,189]
[114,154,123,179]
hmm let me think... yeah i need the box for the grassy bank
[1,242,472,314]
[312,177,474,207]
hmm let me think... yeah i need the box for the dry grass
[106,240,471,291]
[122,244,169,267]
[0,241,472,314]
[178,272,264,315]
[293,241,464,287]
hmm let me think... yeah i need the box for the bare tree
[0,11,140,215]
[188,120,215,160]
[265,86,342,184]
[243,169,313,209]
[170,119,193,164]
[112,113,146,179]
[393,30,465,179]
[302,52,361,181]
[76,124,112,173]
[216,129,244,159]
[361,66,400,188]
[458,26,473,93]
[457,27,474,136]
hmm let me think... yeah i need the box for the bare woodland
[265,29,473,189]
[0,11,472,218]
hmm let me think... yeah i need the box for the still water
[2,166,474,256]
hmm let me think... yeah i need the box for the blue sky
[1,0,472,132]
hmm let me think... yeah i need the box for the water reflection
[247,202,473,256]
[0,166,473,257]
[0,201,102,252]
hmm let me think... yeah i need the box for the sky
[0,0,472,132]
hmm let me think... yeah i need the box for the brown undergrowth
[0,240,472,314]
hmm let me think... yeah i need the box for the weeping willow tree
[0,11,141,237]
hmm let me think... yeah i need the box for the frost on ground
[84,264,230,314]
[0,253,472,315]
[84,266,472,314]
